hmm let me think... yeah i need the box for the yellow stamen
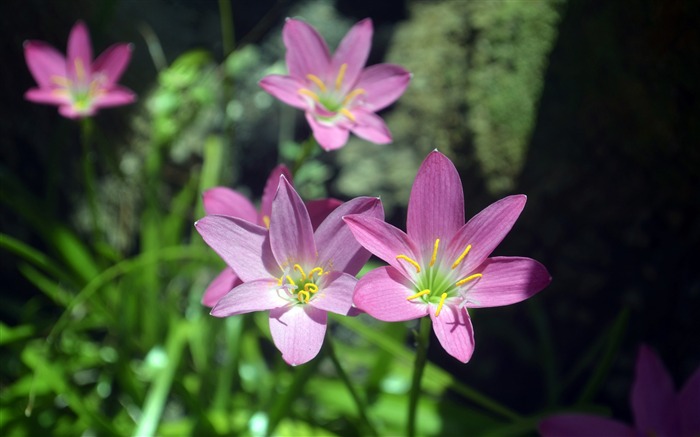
[406,289,430,300]
[304,283,319,294]
[277,277,283,286]
[306,74,327,93]
[342,88,366,106]
[286,275,296,287]
[396,255,421,273]
[309,267,324,278]
[297,290,310,303]
[434,293,448,317]
[340,108,356,122]
[455,273,483,287]
[75,58,85,82]
[451,244,472,270]
[429,239,440,267]
[335,63,348,90]
[293,264,306,281]
[262,215,270,229]
[51,75,71,87]
[299,88,321,103]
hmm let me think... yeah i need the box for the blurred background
[1,0,698,435]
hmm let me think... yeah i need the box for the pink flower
[259,18,411,151]
[343,151,551,363]
[200,165,341,307]
[539,345,700,437]
[23,20,136,119]
[196,176,383,365]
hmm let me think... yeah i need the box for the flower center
[396,239,483,317]
[276,264,327,304]
[297,63,366,123]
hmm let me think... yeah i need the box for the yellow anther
[406,289,430,300]
[306,74,327,93]
[340,108,356,122]
[293,264,307,281]
[75,58,86,82]
[455,273,483,287]
[434,293,448,317]
[51,75,71,87]
[342,88,366,106]
[451,244,472,270]
[335,63,348,90]
[286,275,296,287]
[429,239,440,267]
[304,283,319,294]
[396,255,421,273]
[299,88,321,103]
[297,290,310,303]
[277,277,283,286]
[309,267,324,278]
[262,215,270,229]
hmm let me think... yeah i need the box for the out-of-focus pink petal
[269,304,327,366]
[306,113,350,151]
[429,305,475,363]
[463,257,551,308]
[202,187,257,221]
[67,21,93,80]
[315,197,383,276]
[446,195,527,277]
[305,198,342,230]
[353,266,427,321]
[283,18,331,79]
[343,215,420,275]
[355,63,411,112]
[195,215,276,281]
[260,165,292,224]
[407,151,465,251]
[93,43,132,86]
[539,414,637,437]
[679,366,700,435]
[331,18,372,92]
[309,271,355,315]
[23,41,66,89]
[93,86,136,109]
[59,104,91,119]
[259,75,308,110]
[350,109,392,145]
[202,267,241,308]
[269,176,316,267]
[25,88,71,106]
[632,345,678,436]
[211,279,284,317]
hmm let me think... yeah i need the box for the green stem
[291,136,319,176]
[325,333,378,436]
[218,0,235,58]
[408,317,431,437]
[266,357,321,436]
[80,118,100,241]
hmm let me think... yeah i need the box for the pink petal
[195,215,276,281]
[93,86,136,108]
[308,271,356,315]
[259,75,308,110]
[680,366,700,435]
[269,304,327,366]
[446,195,527,277]
[305,113,350,151]
[305,198,342,230]
[260,165,292,224]
[211,278,285,317]
[539,414,637,437]
[463,257,551,308]
[315,196,383,276]
[202,187,257,221]
[429,304,475,363]
[353,266,428,321]
[92,43,132,86]
[355,63,411,112]
[67,21,93,81]
[23,41,66,89]
[350,109,392,145]
[632,345,679,435]
[269,176,316,267]
[25,88,70,106]
[343,215,420,275]
[59,104,91,119]
[331,18,372,92]
[407,151,465,251]
[202,267,241,308]
[282,19,331,79]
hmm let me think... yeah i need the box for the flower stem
[291,136,319,176]
[79,118,100,242]
[408,317,431,437]
[325,332,378,436]
[218,0,235,58]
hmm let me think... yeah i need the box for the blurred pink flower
[344,151,551,363]
[196,176,383,365]
[23,20,135,118]
[200,165,341,307]
[539,345,700,437]
[260,18,411,151]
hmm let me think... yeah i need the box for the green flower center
[277,264,327,305]
[297,63,366,123]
